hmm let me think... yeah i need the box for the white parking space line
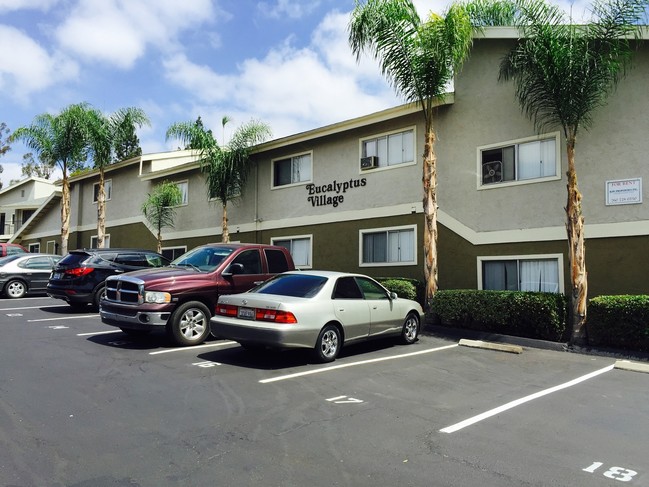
[259,344,459,384]
[2,305,66,311]
[149,341,238,355]
[28,315,98,322]
[440,364,615,434]
[77,330,122,337]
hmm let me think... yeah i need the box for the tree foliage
[142,181,183,253]
[166,116,271,242]
[482,0,648,343]
[113,112,144,162]
[21,152,55,179]
[349,0,476,307]
[0,122,10,190]
[498,0,647,138]
[86,106,150,248]
[0,122,10,158]
[10,103,92,255]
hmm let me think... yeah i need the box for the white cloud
[1,162,24,186]
[0,25,78,101]
[257,0,321,20]
[161,8,400,141]
[0,0,58,11]
[54,0,216,68]
[163,53,234,104]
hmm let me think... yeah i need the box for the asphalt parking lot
[0,296,647,487]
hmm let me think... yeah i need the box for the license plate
[238,307,255,320]
[53,272,62,280]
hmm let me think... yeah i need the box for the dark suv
[47,248,170,310]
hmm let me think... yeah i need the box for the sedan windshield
[171,246,234,272]
[255,274,327,298]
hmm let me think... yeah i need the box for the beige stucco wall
[0,179,56,206]
[439,37,649,234]
[252,111,426,225]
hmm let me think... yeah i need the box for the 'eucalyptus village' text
[306,178,367,207]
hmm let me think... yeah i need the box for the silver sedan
[210,270,423,362]
[0,253,62,298]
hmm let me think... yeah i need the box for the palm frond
[498,0,646,136]
[349,0,476,121]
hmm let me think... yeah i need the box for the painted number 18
[583,462,638,482]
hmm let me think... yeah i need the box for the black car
[0,253,62,298]
[47,248,170,310]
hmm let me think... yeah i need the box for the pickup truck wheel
[167,301,211,346]
[92,286,105,310]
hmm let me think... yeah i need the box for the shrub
[428,289,567,341]
[588,295,649,351]
[377,278,420,303]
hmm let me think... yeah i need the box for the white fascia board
[256,95,454,153]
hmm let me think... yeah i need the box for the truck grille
[105,276,144,304]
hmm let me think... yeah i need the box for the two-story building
[1,177,58,251]
[11,27,649,297]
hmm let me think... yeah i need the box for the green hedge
[428,290,567,341]
[377,278,422,303]
[588,295,649,352]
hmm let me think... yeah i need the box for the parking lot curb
[459,339,523,354]
[423,324,567,352]
[614,360,649,374]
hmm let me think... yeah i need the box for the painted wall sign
[306,178,367,208]
[606,178,642,206]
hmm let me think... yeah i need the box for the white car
[210,270,423,362]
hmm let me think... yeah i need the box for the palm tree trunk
[565,136,587,345]
[222,203,229,243]
[97,167,106,248]
[423,121,439,309]
[156,229,162,254]
[61,171,70,256]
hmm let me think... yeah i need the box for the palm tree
[10,103,91,255]
[86,107,149,248]
[349,0,475,307]
[141,181,184,253]
[496,0,647,344]
[166,117,271,242]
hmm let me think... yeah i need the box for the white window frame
[271,151,313,189]
[46,240,57,254]
[359,126,417,172]
[359,224,417,267]
[477,132,561,190]
[28,243,40,253]
[271,234,313,269]
[175,180,189,206]
[161,246,187,261]
[93,179,112,203]
[477,253,564,293]
[90,234,111,249]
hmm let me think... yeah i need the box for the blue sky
[0,0,591,186]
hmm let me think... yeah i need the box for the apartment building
[13,28,649,297]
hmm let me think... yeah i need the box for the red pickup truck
[99,243,295,346]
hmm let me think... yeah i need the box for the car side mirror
[223,263,244,276]
[389,291,398,300]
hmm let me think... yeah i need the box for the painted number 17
[583,462,638,482]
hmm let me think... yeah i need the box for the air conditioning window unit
[360,156,378,170]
